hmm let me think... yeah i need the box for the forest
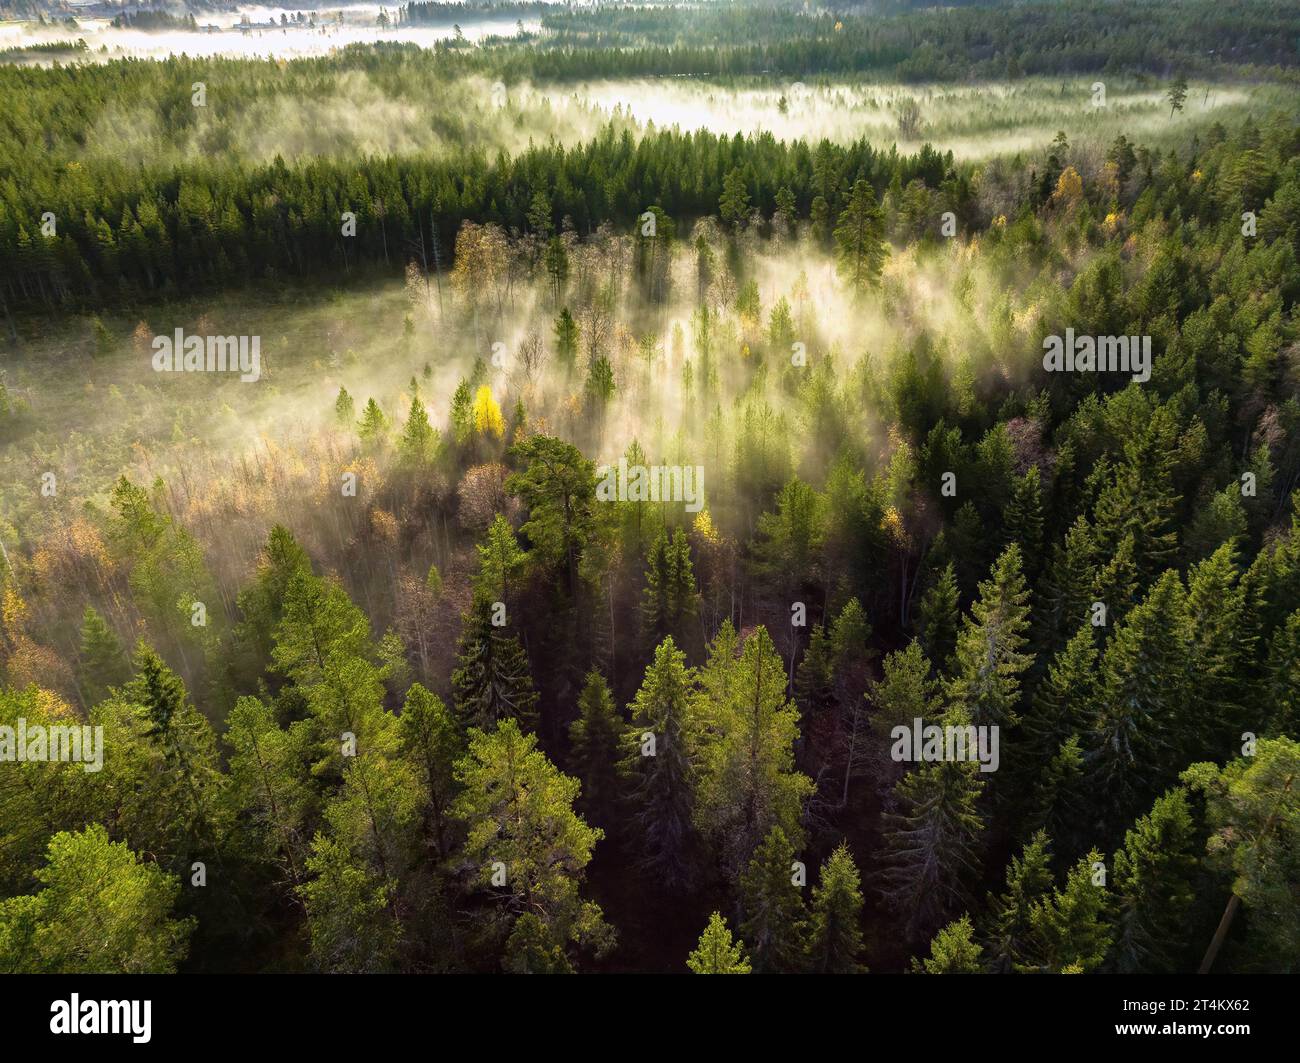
[0,0,1298,977]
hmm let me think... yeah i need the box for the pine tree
[687,912,751,973]
[622,636,696,891]
[298,834,399,973]
[554,307,579,370]
[0,825,193,973]
[454,720,612,959]
[397,683,461,859]
[806,843,866,973]
[568,671,622,826]
[77,605,129,707]
[738,825,808,973]
[693,625,813,882]
[224,695,313,884]
[504,913,574,974]
[719,167,751,230]
[834,179,888,294]
[912,915,984,973]
[1182,737,1300,972]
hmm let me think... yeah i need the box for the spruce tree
[1019,849,1113,973]
[917,561,959,673]
[622,636,696,891]
[451,598,540,734]
[687,912,751,973]
[948,543,1033,728]
[1088,569,1187,832]
[738,825,808,973]
[912,915,984,974]
[77,605,130,708]
[806,843,866,973]
[877,707,986,942]
[568,671,623,826]
[983,830,1054,973]
[1111,788,1198,973]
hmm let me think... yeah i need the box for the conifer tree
[122,643,228,868]
[738,825,808,973]
[917,561,959,672]
[1088,569,1188,830]
[878,707,986,941]
[1036,516,1097,656]
[1019,849,1113,973]
[451,598,539,733]
[568,671,622,826]
[687,912,750,973]
[1183,737,1300,972]
[693,625,813,881]
[357,397,388,445]
[0,825,193,974]
[834,178,888,293]
[622,637,696,891]
[1005,465,1044,579]
[912,915,983,974]
[473,514,526,606]
[224,695,313,884]
[948,544,1032,728]
[641,527,699,649]
[397,395,438,466]
[77,605,129,708]
[454,720,612,960]
[1020,624,1097,780]
[983,830,1054,973]
[1111,788,1198,973]
[334,386,355,425]
[397,683,461,859]
[806,843,866,973]
[298,834,399,973]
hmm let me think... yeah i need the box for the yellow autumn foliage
[473,385,505,439]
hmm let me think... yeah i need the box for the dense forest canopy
[1,0,1298,977]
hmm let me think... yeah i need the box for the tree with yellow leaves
[472,385,504,440]
[1052,166,1083,209]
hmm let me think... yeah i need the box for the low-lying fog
[0,5,537,61]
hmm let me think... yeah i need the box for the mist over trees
[1,0,1298,976]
